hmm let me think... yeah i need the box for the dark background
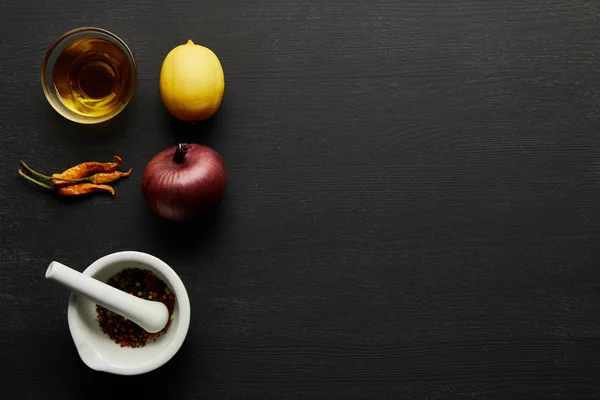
[2,0,600,398]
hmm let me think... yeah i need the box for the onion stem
[173,143,190,163]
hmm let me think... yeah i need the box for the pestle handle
[46,261,169,333]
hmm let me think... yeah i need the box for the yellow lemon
[159,40,225,121]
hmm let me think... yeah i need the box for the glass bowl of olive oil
[41,27,137,124]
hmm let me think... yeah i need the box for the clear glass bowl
[41,27,138,124]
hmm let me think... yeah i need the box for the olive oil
[52,37,134,118]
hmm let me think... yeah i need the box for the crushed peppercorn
[96,268,176,348]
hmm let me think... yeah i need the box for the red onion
[142,143,227,222]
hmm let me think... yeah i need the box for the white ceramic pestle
[46,261,169,333]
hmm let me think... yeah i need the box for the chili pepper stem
[53,176,92,184]
[21,161,94,184]
[18,169,54,190]
[20,161,53,181]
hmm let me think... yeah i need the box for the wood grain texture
[2,0,600,398]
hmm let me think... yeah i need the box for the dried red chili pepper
[20,160,131,187]
[52,155,122,181]
[18,169,115,196]
[53,168,133,187]
[57,183,115,196]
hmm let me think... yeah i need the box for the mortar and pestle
[46,251,191,375]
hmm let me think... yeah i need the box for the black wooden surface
[2,0,600,398]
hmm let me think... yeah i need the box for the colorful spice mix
[96,268,176,348]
